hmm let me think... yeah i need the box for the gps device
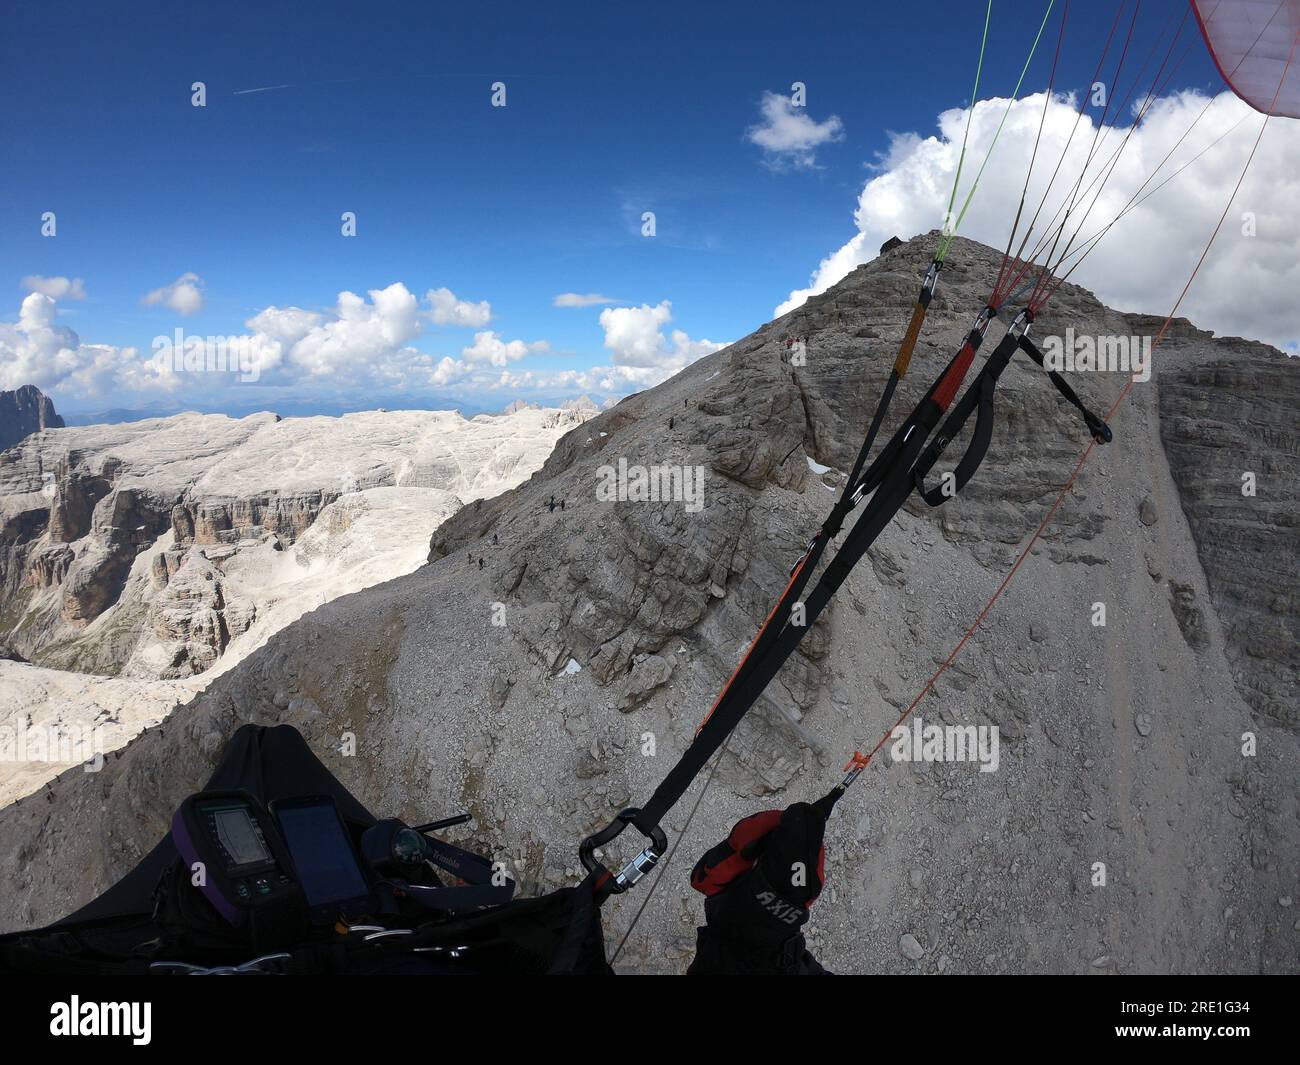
[270,795,373,924]
[171,791,300,927]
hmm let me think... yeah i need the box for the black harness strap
[914,331,1113,506]
[913,328,1021,505]
[649,277,963,811]
[632,328,998,836]
[1018,334,1114,444]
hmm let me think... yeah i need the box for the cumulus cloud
[460,330,549,366]
[417,329,551,388]
[143,272,205,316]
[22,275,86,300]
[426,286,492,327]
[595,300,726,386]
[425,301,726,397]
[747,91,844,169]
[3,272,727,406]
[245,305,325,344]
[774,90,1300,350]
[553,292,618,308]
[1,277,562,402]
[598,302,675,367]
[0,292,177,397]
[238,282,424,384]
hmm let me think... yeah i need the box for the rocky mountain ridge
[0,385,63,451]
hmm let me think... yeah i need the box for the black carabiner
[1084,410,1114,444]
[579,807,668,903]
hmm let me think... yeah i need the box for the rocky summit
[0,385,63,451]
[0,233,1294,974]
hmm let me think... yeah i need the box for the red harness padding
[690,809,826,910]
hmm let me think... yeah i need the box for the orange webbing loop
[893,300,928,378]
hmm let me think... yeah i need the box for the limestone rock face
[428,236,1122,749]
[0,406,592,677]
[1157,347,1300,732]
[48,470,111,543]
[0,385,64,451]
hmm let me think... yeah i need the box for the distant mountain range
[54,392,615,426]
[0,401,598,685]
[58,397,495,425]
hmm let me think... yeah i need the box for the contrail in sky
[232,73,544,95]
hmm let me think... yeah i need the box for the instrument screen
[211,804,273,867]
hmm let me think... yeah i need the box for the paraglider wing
[1191,0,1300,117]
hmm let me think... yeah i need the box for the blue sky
[0,1,1254,416]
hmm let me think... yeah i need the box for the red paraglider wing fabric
[1192,0,1300,118]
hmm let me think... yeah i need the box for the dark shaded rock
[0,386,63,452]
[49,472,112,543]
[1158,352,1299,730]
[60,488,172,624]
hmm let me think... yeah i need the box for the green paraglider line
[938,0,994,254]
[937,0,1058,264]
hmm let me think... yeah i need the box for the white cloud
[599,302,675,367]
[426,286,492,327]
[774,90,1300,350]
[418,330,551,388]
[3,274,727,406]
[245,305,325,344]
[143,272,205,316]
[429,356,466,388]
[21,275,86,300]
[553,292,618,308]
[593,300,726,387]
[243,282,424,383]
[747,91,844,170]
[1,279,554,401]
[0,292,177,397]
[241,293,550,392]
[460,330,549,367]
[419,301,727,398]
